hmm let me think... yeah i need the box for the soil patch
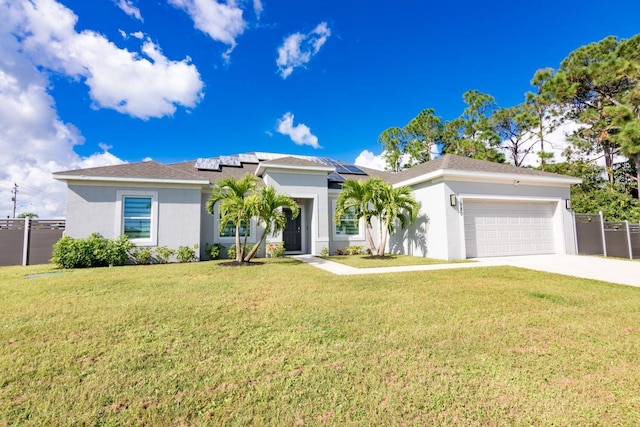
[219,261,264,267]
[362,255,396,260]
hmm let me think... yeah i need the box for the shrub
[177,244,199,263]
[51,236,83,269]
[104,235,134,266]
[155,246,175,264]
[130,247,153,265]
[335,247,344,256]
[320,247,329,257]
[345,245,363,256]
[266,242,285,258]
[226,244,253,260]
[205,243,225,260]
[51,233,133,269]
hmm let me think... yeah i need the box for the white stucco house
[53,152,581,260]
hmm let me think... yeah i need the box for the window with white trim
[123,197,152,239]
[220,217,250,238]
[332,200,364,240]
[116,190,158,245]
[336,206,360,236]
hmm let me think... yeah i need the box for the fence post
[22,218,29,266]
[626,221,633,259]
[599,211,607,257]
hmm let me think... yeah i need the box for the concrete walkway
[292,254,640,288]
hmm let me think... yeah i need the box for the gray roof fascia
[393,169,582,188]
[52,173,210,186]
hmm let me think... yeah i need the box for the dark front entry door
[283,208,301,252]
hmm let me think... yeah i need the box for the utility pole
[11,182,18,218]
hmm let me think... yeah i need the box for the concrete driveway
[294,254,640,288]
[475,254,640,287]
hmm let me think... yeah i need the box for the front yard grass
[322,254,471,268]
[2,260,640,425]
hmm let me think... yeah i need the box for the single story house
[53,152,581,260]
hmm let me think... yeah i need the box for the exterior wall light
[450,194,457,207]
[565,199,572,210]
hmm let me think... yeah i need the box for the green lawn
[322,254,471,268]
[2,260,640,425]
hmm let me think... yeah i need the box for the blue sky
[1,0,640,217]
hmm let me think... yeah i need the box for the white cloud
[276,112,320,149]
[115,0,143,21]
[253,0,263,20]
[276,21,331,79]
[354,150,387,171]
[6,0,204,120]
[168,0,247,61]
[0,20,124,218]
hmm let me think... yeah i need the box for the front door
[283,208,301,252]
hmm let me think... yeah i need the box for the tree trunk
[636,154,640,201]
[364,224,377,254]
[603,145,615,185]
[244,230,267,262]
[377,218,388,256]
[235,224,242,262]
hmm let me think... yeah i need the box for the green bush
[345,245,364,255]
[227,244,236,260]
[130,247,153,265]
[51,233,133,269]
[320,247,329,257]
[266,242,285,258]
[177,245,199,263]
[155,246,175,264]
[226,244,253,260]
[205,243,225,260]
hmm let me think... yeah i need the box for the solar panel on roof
[219,156,241,166]
[237,153,259,163]
[327,172,346,182]
[195,158,220,171]
[341,164,366,175]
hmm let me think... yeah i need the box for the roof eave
[394,170,582,187]
[52,174,211,186]
[255,163,335,177]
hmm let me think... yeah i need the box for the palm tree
[375,184,419,256]
[206,175,258,263]
[334,177,385,253]
[243,186,299,261]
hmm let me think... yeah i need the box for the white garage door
[464,201,555,258]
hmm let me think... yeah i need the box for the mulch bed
[218,261,264,267]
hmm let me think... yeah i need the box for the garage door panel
[465,201,555,258]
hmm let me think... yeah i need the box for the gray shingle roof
[390,154,577,184]
[54,153,578,187]
[53,161,206,181]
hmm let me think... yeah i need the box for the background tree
[404,108,443,162]
[378,127,409,173]
[17,212,38,218]
[378,109,444,172]
[545,36,632,184]
[491,103,536,166]
[527,67,560,170]
[442,90,504,162]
